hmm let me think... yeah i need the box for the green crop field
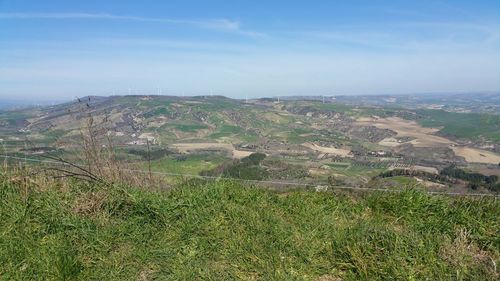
[416,110,500,142]
[149,153,226,175]
[171,123,209,133]
[209,125,258,142]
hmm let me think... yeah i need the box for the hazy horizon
[2,90,500,107]
[1,0,500,99]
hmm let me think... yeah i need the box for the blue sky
[1,0,499,99]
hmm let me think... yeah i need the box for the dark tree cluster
[440,165,499,191]
[376,166,500,192]
[377,169,451,183]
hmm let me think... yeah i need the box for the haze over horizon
[1,0,500,100]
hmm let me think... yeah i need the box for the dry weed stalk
[38,97,166,189]
[0,97,167,189]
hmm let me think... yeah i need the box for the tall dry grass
[3,97,166,190]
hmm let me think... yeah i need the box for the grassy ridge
[1,177,499,280]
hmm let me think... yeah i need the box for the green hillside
[1,175,498,280]
[416,109,500,142]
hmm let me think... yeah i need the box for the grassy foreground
[1,176,499,280]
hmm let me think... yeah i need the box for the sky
[1,0,500,100]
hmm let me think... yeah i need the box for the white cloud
[0,12,264,36]
[1,12,499,98]
[284,20,500,53]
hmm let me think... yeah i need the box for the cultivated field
[451,146,500,164]
[356,117,453,147]
[171,142,254,158]
[357,116,500,164]
[1,95,499,191]
[302,142,353,157]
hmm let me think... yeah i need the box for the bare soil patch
[303,142,352,157]
[171,142,254,159]
[356,117,500,164]
[451,146,500,164]
[357,117,500,164]
[356,117,452,148]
